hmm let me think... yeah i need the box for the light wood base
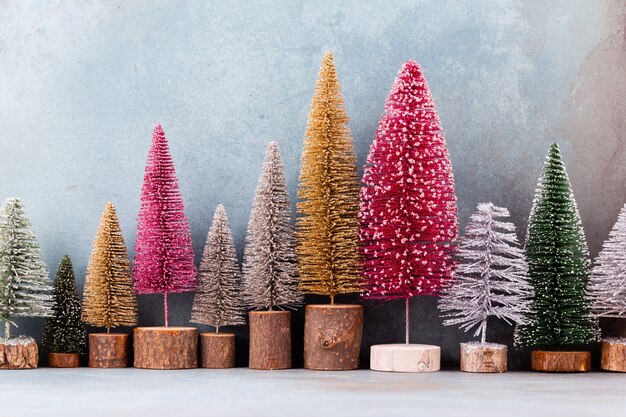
[0,336,38,369]
[531,350,591,372]
[601,338,626,372]
[304,304,363,371]
[134,327,198,369]
[200,333,235,368]
[460,342,507,373]
[89,333,130,368]
[49,353,80,368]
[370,344,440,372]
[249,310,291,370]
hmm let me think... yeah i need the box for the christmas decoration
[133,123,197,327]
[133,326,198,369]
[359,61,457,372]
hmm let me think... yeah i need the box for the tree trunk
[89,333,130,368]
[304,304,363,370]
[460,342,507,373]
[199,332,235,368]
[249,310,291,370]
[370,344,440,372]
[531,350,591,372]
[601,338,626,372]
[133,327,198,369]
[0,336,38,369]
[49,353,80,368]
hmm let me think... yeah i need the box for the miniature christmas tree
[134,124,197,327]
[0,197,52,339]
[297,52,361,302]
[515,143,599,348]
[243,142,302,311]
[83,202,137,331]
[191,205,245,332]
[43,255,86,354]
[438,203,531,344]
[360,61,458,344]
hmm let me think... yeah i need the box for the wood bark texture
[370,344,440,372]
[199,332,235,368]
[303,304,363,370]
[531,350,591,372]
[0,338,38,369]
[249,310,291,370]
[89,333,130,368]
[601,338,626,372]
[48,353,80,368]
[460,342,507,373]
[133,327,198,369]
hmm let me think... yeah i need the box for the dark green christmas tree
[42,255,86,354]
[515,143,599,347]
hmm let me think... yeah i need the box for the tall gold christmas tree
[297,52,361,303]
[82,202,138,331]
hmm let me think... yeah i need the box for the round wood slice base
[249,310,291,370]
[134,327,198,370]
[601,338,626,372]
[460,342,507,373]
[49,353,80,368]
[200,333,235,369]
[89,333,130,368]
[531,350,591,372]
[304,304,363,371]
[370,344,440,373]
[0,336,38,369]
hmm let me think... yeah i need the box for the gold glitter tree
[82,202,138,331]
[296,52,361,303]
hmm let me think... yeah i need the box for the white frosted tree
[0,197,53,339]
[190,205,245,332]
[438,203,532,344]
[243,142,302,311]
[588,203,626,318]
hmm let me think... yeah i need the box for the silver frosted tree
[243,142,303,311]
[438,203,532,344]
[588,203,626,318]
[190,205,245,331]
[0,197,53,339]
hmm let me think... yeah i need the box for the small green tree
[43,255,86,354]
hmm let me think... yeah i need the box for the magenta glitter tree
[359,61,458,344]
[133,123,197,327]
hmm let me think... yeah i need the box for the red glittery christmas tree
[133,124,197,327]
[360,61,458,343]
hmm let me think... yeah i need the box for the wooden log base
[0,336,38,369]
[460,342,507,373]
[601,338,626,372]
[49,353,80,368]
[200,333,235,369]
[531,350,591,372]
[304,304,363,371]
[134,327,198,370]
[249,310,291,370]
[370,344,440,373]
[89,333,130,368]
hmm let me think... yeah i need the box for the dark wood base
[601,338,626,372]
[460,342,507,373]
[304,304,363,371]
[0,336,38,369]
[89,333,130,368]
[134,327,198,369]
[49,353,80,368]
[200,332,235,368]
[249,310,291,370]
[531,350,591,372]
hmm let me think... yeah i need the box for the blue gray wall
[0,1,624,368]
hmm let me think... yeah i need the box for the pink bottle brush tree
[133,124,197,327]
[360,61,458,343]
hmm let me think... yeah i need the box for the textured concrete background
[0,1,624,369]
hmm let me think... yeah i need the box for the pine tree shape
[359,61,458,343]
[82,202,138,331]
[134,124,197,327]
[243,142,303,310]
[297,52,361,302]
[43,255,86,354]
[588,203,626,318]
[438,203,531,344]
[0,197,52,339]
[190,205,245,331]
[515,143,599,347]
